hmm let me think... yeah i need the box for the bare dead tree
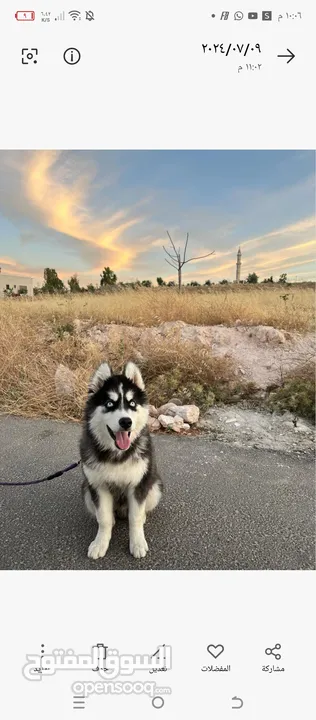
[163,232,215,291]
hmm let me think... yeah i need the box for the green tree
[190,281,200,286]
[278,273,288,284]
[262,276,274,283]
[219,279,229,285]
[100,267,117,286]
[167,280,176,287]
[86,283,96,293]
[156,277,166,286]
[141,280,152,287]
[247,272,259,284]
[204,279,212,286]
[42,268,65,294]
[68,273,81,293]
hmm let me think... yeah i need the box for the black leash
[0,460,81,487]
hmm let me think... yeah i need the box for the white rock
[55,364,76,396]
[225,418,238,424]
[235,319,242,326]
[250,325,286,344]
[157,402,178,416]
[172,415,184,425]
[148,416,161,431]
[158,414,185,432]
[158,414,177,428]
[182,423,190,430]
[148,404,158,417]
[173,405,200,424]
[172,423,183,433]
[164,406,180,417]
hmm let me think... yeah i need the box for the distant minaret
[236,247,241,282]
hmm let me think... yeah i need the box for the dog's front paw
[130,534,148,559]
[88,535,110,560]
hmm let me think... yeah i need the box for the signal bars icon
[55,11,65,21]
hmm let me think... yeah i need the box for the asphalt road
[0,416,314,570]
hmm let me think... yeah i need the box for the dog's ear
[123,361,145,390]
[88,362,112,394]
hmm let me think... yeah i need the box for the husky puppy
[80,361,163,559]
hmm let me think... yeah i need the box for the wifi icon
[69,10,81,21]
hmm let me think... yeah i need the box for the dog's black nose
[119,417,132,430]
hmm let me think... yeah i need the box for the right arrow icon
[277,48,295,63]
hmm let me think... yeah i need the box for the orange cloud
[178,216,315,281]
[240,216,315,252]
[21,151,146,271]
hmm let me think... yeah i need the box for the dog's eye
[105,400,113,408]
[130,400,136,408]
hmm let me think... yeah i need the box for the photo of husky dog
[80,361,163,560]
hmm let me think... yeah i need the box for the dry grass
[2,284,315,331]
[0,310,236,421]
[0,285,314,422]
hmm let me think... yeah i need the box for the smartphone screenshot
[0,1,315,718]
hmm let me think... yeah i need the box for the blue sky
[0,150,315,285]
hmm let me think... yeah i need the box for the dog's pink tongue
[115,431,131,450]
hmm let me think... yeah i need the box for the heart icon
[207,644,224,659]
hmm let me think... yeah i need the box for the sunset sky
[0,150,315,286]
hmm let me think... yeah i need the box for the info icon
[63,47,81,65]
[248,12,258,20]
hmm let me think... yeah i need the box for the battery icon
[15,11,35,21]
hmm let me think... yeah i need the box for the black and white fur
[80,361,163,559]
